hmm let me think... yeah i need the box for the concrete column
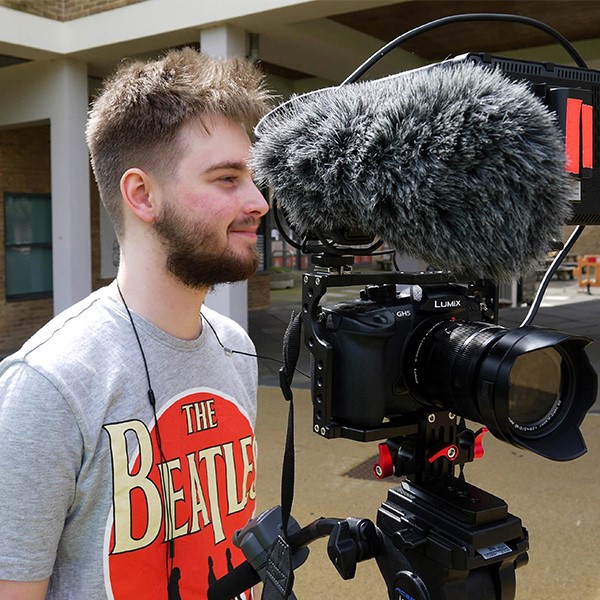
[200,25,247,59]
[200,26,251,331]
[49,58,92,313]
[207,282,249,331]
[0,58,91,315]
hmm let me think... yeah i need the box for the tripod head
[372,412,529,600]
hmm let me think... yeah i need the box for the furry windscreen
[251,62,572,280]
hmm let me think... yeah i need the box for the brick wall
[0,0,146,21]
[0,125,53,355]
[0,124,117,355]
[248,271,270,311]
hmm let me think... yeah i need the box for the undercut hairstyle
[86,47,272,240]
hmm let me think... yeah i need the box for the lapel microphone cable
[116,281,177,596]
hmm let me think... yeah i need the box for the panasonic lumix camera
[306,274,595,462]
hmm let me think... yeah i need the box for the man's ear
[120,168,159,223]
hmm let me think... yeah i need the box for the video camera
[306,270,594,461]
[208,13,599,600]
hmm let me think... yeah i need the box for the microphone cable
[116,282,178,598]
[342,12,588,85]
[201,311,310,380]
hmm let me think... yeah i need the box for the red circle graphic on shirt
[104,390,256,599]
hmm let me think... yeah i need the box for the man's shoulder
[2,285,122,373]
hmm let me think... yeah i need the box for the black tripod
[207,411,529,600]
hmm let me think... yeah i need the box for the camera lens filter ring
[407,320,596,461]
[476,326,596,461]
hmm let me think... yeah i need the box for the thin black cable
[520,225,585,327]
[116,282,176,592]
[201,312,310,379]
[116,286,308,597]
[342,12,588,85]
[314,228,383,256]
[275,192,387,258]
[273,197,304,250]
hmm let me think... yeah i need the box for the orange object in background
[576,255,600,291]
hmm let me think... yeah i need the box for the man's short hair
[86,47,272,240]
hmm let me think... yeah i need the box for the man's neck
[116,258,208,340]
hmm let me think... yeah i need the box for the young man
[0,47,271,599]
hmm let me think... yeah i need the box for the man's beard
[153,202,260,290]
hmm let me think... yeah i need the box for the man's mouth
[228,219,260,237]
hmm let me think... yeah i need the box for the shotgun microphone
[251,61,572,279]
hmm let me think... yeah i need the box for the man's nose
[246,181,269,217]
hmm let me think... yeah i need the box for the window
[4,193,52,300]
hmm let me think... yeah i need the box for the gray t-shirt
[0,282,259,599]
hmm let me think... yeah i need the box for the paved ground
[253,387,600,600]
[248,272,600,599]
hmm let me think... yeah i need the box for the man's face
[152,115,269,290]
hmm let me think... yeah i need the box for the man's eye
[219,176,237,184]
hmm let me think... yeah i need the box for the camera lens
[405,321,596,460]
[507,347,563,431]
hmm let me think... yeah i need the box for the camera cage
[301,261,496,444]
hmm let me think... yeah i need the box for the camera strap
[261,311,303,600]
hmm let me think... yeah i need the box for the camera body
[316,280,492,430]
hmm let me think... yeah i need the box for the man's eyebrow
[203,161,247,174]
